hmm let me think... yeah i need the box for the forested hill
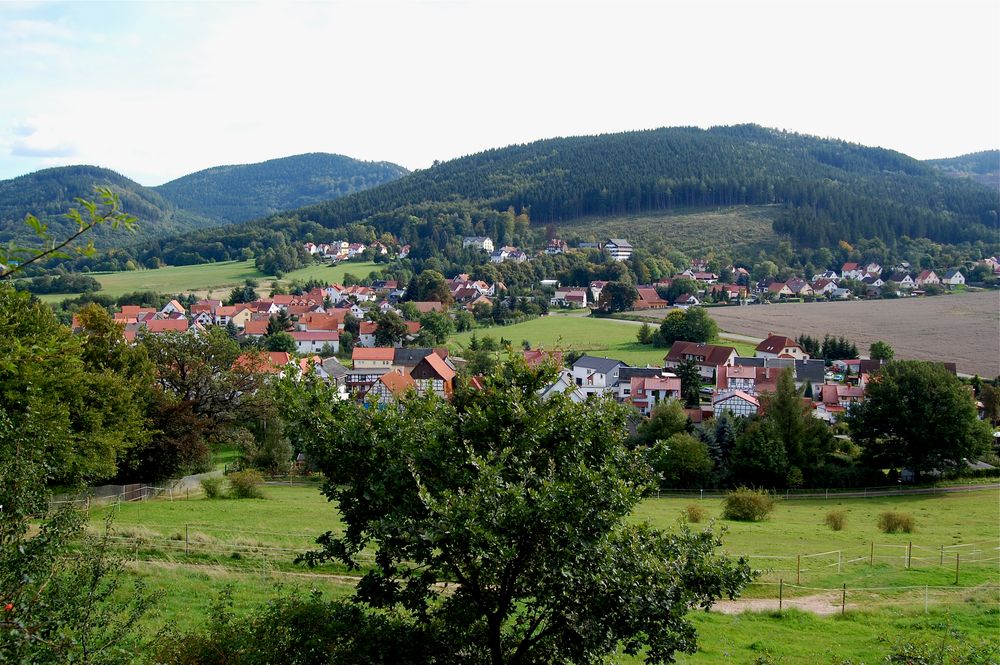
[925,150,1000,190]
[266,124,998,249]
[0,165,212,249]
[155,153,409,224]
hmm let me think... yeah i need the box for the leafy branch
[0,186,137,279]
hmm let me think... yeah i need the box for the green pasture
[450,313,757,366]
[95,485,999,662]
[34,259,380,303]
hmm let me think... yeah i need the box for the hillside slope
[267,124,999,249]
[0,165,211,248]
[155,153,408,224]
[926,150,1000,190]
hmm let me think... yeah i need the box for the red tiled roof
[419,352,456,382]
[755,335,801,354]
[353,347,395,361]
[144,319,189,333]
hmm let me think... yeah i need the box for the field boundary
[650,483,999,500]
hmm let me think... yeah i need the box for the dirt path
[712,592,852,615]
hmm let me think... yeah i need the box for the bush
[228,469,265,499]
[722,487,775,522]
[200,476,225,499]
[683,503,708,523]
[824,509,848,531]
[877,511,915,533]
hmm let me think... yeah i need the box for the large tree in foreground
[299,359,753,664]
[848,360,992,480]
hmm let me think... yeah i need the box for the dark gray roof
[733,357,825,384]
[794,359,826,385]
[618,367,664,383]
[573,355,629,374]
[394,348,434,366]
[607,238,632,248]
[320,357,348,379]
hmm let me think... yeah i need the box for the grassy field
[94,485,999,662]
[449,313,757,366]
[34,259,380,304]
[554,205,780,256]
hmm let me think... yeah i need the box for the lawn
[34,259,380,304]
[449,313,757,367]
[99,485,999,662]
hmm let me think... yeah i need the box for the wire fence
[650,482,999,500]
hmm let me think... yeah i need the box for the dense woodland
[154,152,408,224]
[7,127,999,282]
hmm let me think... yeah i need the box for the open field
[554,205,780,255]
[449,313,757,366]
[95,485,999,662]
[33,259,380,304]
[630,291,1000,376]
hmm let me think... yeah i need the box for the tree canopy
[848,361,992,479]
[297,358,753,664]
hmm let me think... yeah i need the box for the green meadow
[450,313,757,366]
[92,485,999,662]
[35,259,380,303]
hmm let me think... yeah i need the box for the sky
[0,0,998,186]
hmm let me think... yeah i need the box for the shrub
[877,511,915,533]
[722,487,775,522]
[228,469,265,499]
[200,476,225,499]
[683,503,708,523]
[824,509,848,531]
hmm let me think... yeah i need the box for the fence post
[700,489,703,500]
[796,555,801,585]
[955,553,960,585]
[841,584,846,614]
[838,550,842,573]
[185,524,189,556]
[940,545,944,566]
[924,585,928,614]
[779,579,783,612]
[907,541,912,570]
[870,542,874,567]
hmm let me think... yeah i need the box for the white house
[290,331,340,354]
[755,334,809,360]
[712,390,760,418]
[605,239,633,262]
[463,236,495,253]
[550,288,588,308]
[570,356,628,397]
[941,269,965,287]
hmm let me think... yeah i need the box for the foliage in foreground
[293,358,755,664]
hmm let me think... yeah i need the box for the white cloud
[0,0,997,183]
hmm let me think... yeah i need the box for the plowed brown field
[635,291,1000,376]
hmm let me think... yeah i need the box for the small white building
[290,331,340,354]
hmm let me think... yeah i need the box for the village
[78,236,996,433]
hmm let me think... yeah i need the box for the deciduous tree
[298,360,753,664]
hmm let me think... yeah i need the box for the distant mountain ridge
[0,165,209,248]
[925,150,1000,189]
[0,153,408,249]
[154,153,409,224]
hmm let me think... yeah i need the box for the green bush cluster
[722,488,775,522]
[877,511,916,533]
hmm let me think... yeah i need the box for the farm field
[94,485,999,662]
[630,291,1000,376]
[33,259,379,304]
[449,313,756,366]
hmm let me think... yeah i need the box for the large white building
[463,236,495,253]
[605,239,633,262]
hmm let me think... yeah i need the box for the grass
[35,259,380,304]
[96,485,999,662]
[555,205,780,256]
[450,313,757,366]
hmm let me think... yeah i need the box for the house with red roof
[352,347,396,369]
[755,334,809,360]
[367,369,416,404]
[290,331,340,354]
[633,287,668,309]
[664,341,739,380]
[712,390,760,418]
[411,353,457,398]
[628,375,681,416]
